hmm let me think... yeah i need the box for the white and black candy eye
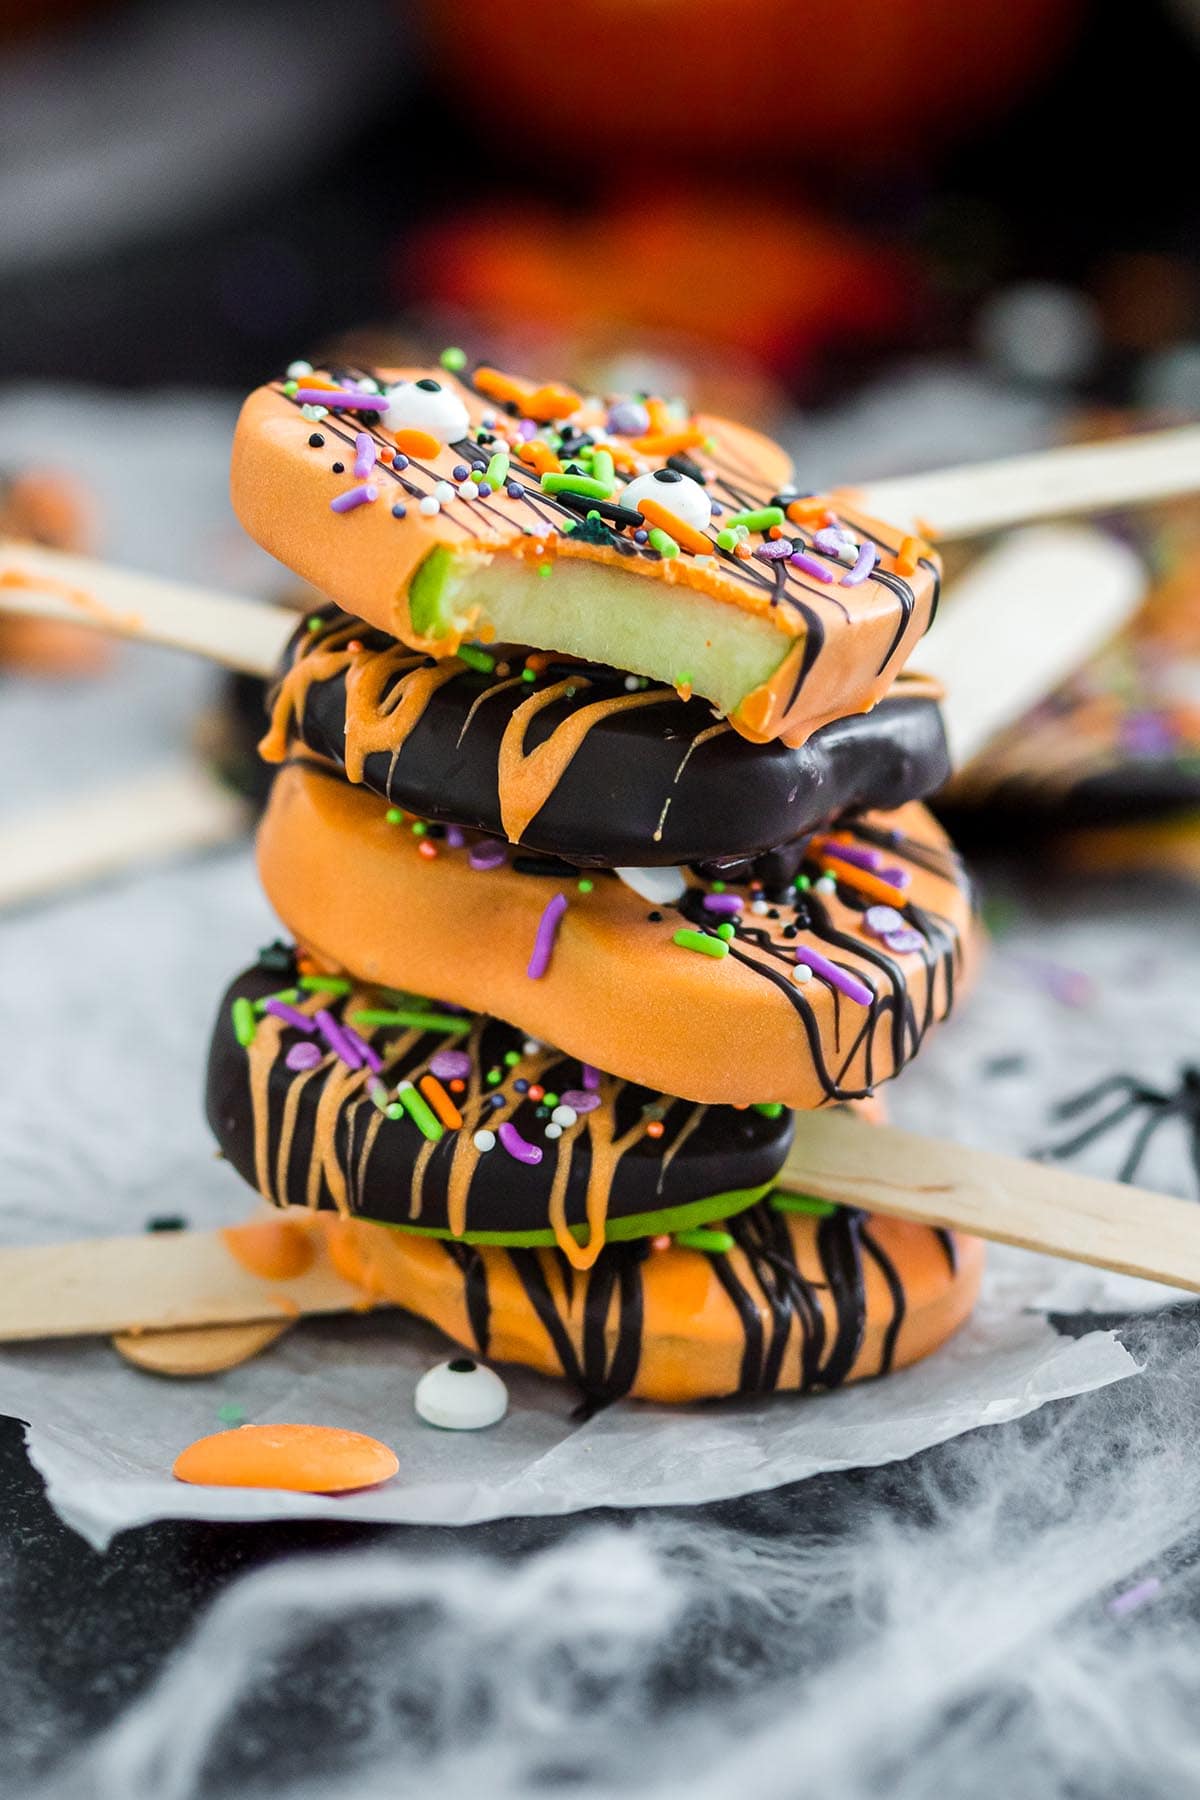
[414,1356,509,1429]
[384,379,470,444]
[622,468,711,530]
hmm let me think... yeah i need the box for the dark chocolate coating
[207,960,794,1240]
[269,609,951,868]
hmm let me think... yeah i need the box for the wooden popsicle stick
[0,1223,385,1342]
[0,762,250,911]
[778,1113,1200,1292]
[113,1319,294,1377]
[0,539,294,677]
[918,525,1148,770]
[858,423,1200,542]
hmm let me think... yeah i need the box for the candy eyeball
[622,468,711,531]
[414,1356,508,1430]
[383,378,470,445]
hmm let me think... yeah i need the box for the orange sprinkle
[346,640,363,653]
[289,373,341,392]
[521,438,563,476]
[676,680,693,702]
[391,427,443,461]
[527,1084,545,1102]
[173,1423,399,1494]
[632,429,706,457]
[734,541,753,559]
[417,839,439,860]
[524,651,553,673]
[645,1120,665,1139]
[819,854,910,909]
[419,1074,464,1130]
[644,397,672,435]
[472,366,528,408]
[525,382,582,422]
[786,496,833,526]
[378,446,394,463]
[449,1078,466,1094]
[636,495,712,557]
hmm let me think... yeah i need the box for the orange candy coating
[172,1423,399,1493]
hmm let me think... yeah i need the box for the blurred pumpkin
[420,0,1082,168]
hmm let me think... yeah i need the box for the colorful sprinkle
[498,1121,543,1166]
[725,505,784,532]
[440,346,468,371]
[647,526,679,559]
[527,892,568,979]
[353,432,376,478]
[770,1193,838,1217]
[841,543,878,587]
[293,387,382,410]
[263,998,317,1033]
[676,1228,734,1253]
[788,549,835,583]
[351,1008,471,1034]
[702,893,742,916]
[285,1042,322,1072]
[485,450,510,490]
[795,946,873,1006]
[419,1074,464,1131]
[330,483,378,514]
[752,1102,784,1118]
[315,1009,364,1068]
[298,975,352,995]
[541,472,615,500]
[430,1048,472,1082]
[582,1064,601,1092]
[394,1080,445,1142]
[673,928,729,960]
[473,1128,496,1152]
[562,1089,602,1112]
[754,539,795,562]
[231,997,257,1047]
[469,840,508,871]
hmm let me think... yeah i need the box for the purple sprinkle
[1121,711,1174,756]
[883,928,925,956]
[813,527,851,558]
[430,1048,472,1082]
[263,998,317,1033]
[315,1008,364,1068]
[561,1089,602,1113]
[330,483,378,514]
[394,453,410,471]
[517,418,538,440]
[633,528,649,544]
[1108,1576,1161,1619]
[469,839,508,871]
[607,400,651,437]
[788,549,835,584]
[476,482,492,497]
[498,1121,543,1166]
[841,543,878,587]
[864,904,906,939]
[754,539,795,562]
[795,946,873,1006]
[506,481,525,499]
[343,1025,384,1073]
[353,432,376,478]
[880,866,911,889]
[527,891,568,979]
[582,1063,601,1092]
[293,387,381,410]
[391,502,407,519]
[286,1042,322,1072]
[826,841,883,873]
[445,824,465,849]
[702,893,742,916]
[452,463,470,481]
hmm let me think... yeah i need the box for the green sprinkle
[648,526,679,559]
[216,1403,246,1427]
[486,450,510,489]
[543,1093,559,1108]
[386,807,404,825]
[350,1009,471,1034]
[299,975,352,994]
[577,878,594,894]
[711,880,726,893]
[504,1050,521,1067]
[283,380,298,397]
[676,1227,735,1253]
[540,472,615,500]
[522,667,538,681]
[458,645,495,674]
[726,505,784,532]
[411,820,427,837]
[770,1193,838,1218]
[673,928,729,960]
[395,1079,445,1142]
[793,874,811,891]
[232,998,257,1047]
[386,1103,404,1120]
[675,671,693,689]
[715,528,738,550]
[440,346,468,371]
[306,615,324,633]
[538,563,553,578]
[591,449,615,490]
[368,1077,391,1113]
[752,1102,785,1119]
[487,1067,502,1086]
[715,922,735,941]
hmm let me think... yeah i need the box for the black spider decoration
[1039,1066,1200,1192]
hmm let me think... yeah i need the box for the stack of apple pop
[204,355,984,1408]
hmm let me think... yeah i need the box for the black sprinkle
[392,503,407,519]
[307,432,325,448]
[331,461,345,474]
[647,911,663,923]
[146,1215,187,1233]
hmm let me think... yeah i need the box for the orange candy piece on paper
[173,1423,399,1493]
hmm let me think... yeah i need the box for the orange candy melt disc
[172,1423,399,1493]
